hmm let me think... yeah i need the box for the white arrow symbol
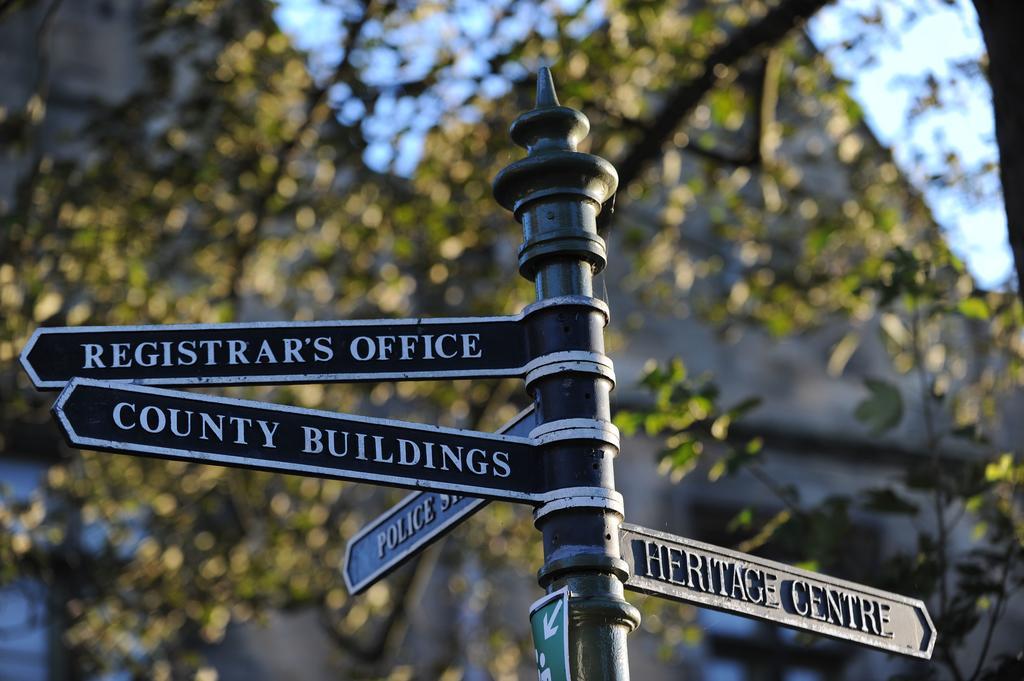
[543,600,563,640]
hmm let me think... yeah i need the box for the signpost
[21,315,530,389]
[343,405,538,595]
[23,67,939,679]
[530,587,572,681]
[54,378,544,502]
[619,523,936,659]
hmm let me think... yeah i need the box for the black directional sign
[343,405,538,594]
[22,315,530,389]
[620,523,936,659]
[54,378,545,502]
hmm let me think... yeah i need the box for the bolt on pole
[494,67,640,680]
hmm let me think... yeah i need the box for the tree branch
[968,539,1017,681]
[6,0,64,222]
[614,0,833,191]
[592,55,778,169]
[225,0,389,308]
[321,543,439,664]
[911,307,967,681]
[973,1,1024,298]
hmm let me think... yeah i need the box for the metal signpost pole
[494,69,640,679]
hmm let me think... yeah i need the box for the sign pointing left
[53,378,544,503]
[21,315,529,389]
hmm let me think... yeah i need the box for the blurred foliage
[0,0,1021,679]
[615,358,763,483]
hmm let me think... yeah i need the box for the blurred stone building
[1,1,1021,680]
[1,4,145,679]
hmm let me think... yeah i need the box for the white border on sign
[342,404,537,594]
[21,314,526,389]
[343,497,486,595]
[54,378,542,504]
[619,523,937,659]
[529,586,572,681]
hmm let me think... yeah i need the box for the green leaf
[862,488,918,515]
[660,437,702,478]
[984,453,1016,483]
[854,378,903,435]
[727,396,762,418]
[690,10,716,39]
[726,508,753,533]
[710,440,763,482]
[612,411,644,437]
[644,412,671,436]
[957,297,990,320]
[710,413,731,440]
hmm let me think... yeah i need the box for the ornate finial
[536,66,559,107]
[493,68,618,281]
[506,69,589,155]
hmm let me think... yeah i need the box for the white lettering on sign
[84,334,485,368]
[100,395,519,504]
[81,337,335,369]
[112,402,281,448]
[300,427,511,478]
[347,333,482,361]
[370,493,464,558]
[375,495,437,558]
[637,538,895,639]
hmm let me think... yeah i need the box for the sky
[808,0,1012,289]
[276,0,1013,290]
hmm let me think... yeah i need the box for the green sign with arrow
[529,587,571,681]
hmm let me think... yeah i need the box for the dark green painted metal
[494,67,639,680]
[493,68,619,284]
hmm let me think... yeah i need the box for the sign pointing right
[620,523,936,659]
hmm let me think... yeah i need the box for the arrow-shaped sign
[619,523,936,659]
[22,315,530,389]
[343,405,538,594]
[543,599,563,639]
[530,587,571,681]
[54,378,545,503]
